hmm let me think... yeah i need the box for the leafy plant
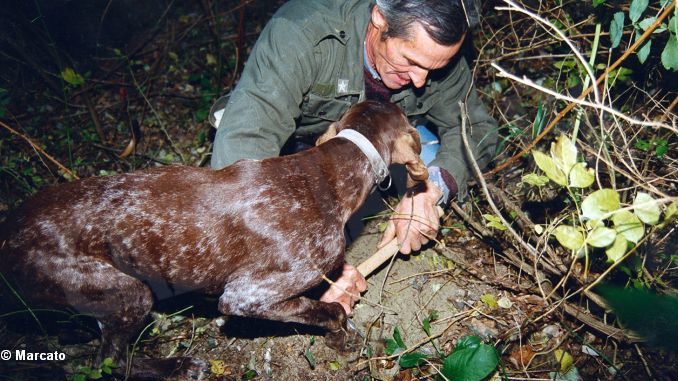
[604,0,677,69]
[527,134,675,264]
[484,213,508,231]
[71,358,117,381]
[304,336,316,369]
[554,58,586,89]
[61,68,86,87]
[634,137,669,158]
[441,336,499,381]
[384,324,499,381]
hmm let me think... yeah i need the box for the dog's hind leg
[24,258,208,380]
[77,267,209,380]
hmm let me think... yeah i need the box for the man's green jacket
[211,0,497,199]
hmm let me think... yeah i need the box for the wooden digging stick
[356,206,444,277]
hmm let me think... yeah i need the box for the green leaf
[481,294,498,309]
[605,235,628,262]
[655,139,668,158]
[399,352,429,368]
[593,0,606,7]
[637,16,654,31]
[664,201,678,223]
[442,342,499,381]
[533,150,567,186]
[384,338,401,356]
[393,326,406,349]
[637,39,652,64]
[610,12,625,49]
[569,162,595,188]
[612,210,644,243]
[61,68,85,86]
[635,139,650,151]
[73,375,86,381]
[553,225,585,251]
[101,357,117,369]
[422,318,431,336]
[661,34,678,71]
[328,360,341,370]
[586,218,604,230]
[550,134,578,174]
[483,214,507,231]
[554,59,576,70]
[587,227,617,248]
[611,67,634,85]
[243,369,257,379]
[532,104,547,139]
[566,73,580,89]
[385,327,407,355]
[554,349,574,373]
[633,192,660,225]
[422,310,437,336]
[522,173,550,187]
[638,17,666,33]
[581,189,620,220]
[630,0,649,24]
[455,336,481,351]
[304,348,316,369]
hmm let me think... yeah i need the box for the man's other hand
[378,180,442,254]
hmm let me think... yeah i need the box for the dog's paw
[173,357,211,380]
[324,321,364,353]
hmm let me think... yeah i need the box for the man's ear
[371,5,388,30]
[316,123,338,146]
[393,127,428,186]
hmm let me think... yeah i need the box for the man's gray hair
[375,0,471,45]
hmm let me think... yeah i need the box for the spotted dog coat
[0,101,427,379]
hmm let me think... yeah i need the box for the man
[210,0,497,315]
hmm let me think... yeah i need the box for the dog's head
[317,101,428,186]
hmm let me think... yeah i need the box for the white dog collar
[335,129,389,184]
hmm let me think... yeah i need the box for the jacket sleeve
[426,57,498,200]
[211,17,317,169]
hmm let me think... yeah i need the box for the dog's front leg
[218,289,361,352]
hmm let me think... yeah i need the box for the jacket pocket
[301,92,352,121]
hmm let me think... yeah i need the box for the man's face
[367,10,464,90]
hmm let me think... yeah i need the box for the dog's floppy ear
[393,127,428,187]
[316,123,338,146]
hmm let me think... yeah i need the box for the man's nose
[409,67,428,88]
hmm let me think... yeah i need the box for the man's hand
[378,180,443,254]
[319,264,367,316]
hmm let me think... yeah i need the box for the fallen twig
[0,120,78,180]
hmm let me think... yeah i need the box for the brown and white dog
[0,100,427,379]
